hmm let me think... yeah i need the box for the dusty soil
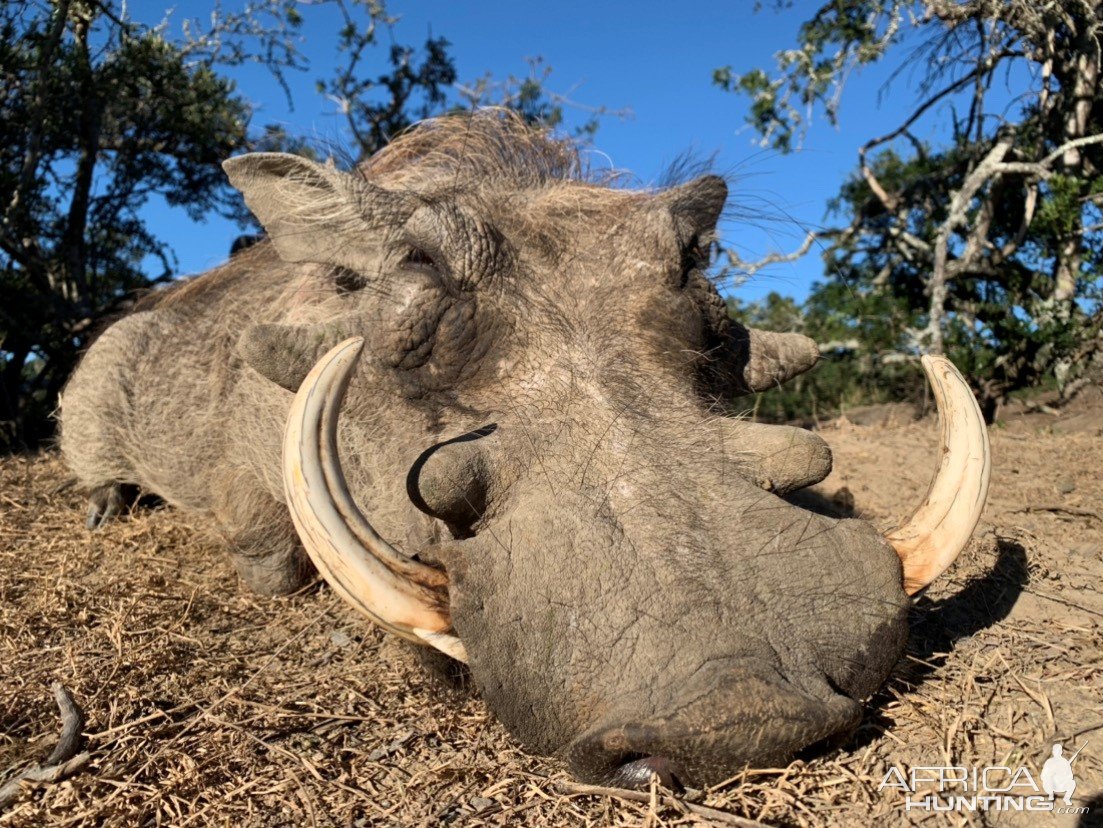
[2,399,1102,827]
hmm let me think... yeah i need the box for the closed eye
[399,246,443,275]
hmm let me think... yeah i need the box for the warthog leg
[214,484,315,597]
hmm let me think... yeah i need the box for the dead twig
[1011,503,1103,523]
[554,780,771,826]
[0,683,89,809]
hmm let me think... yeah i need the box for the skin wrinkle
[60,111,910,787]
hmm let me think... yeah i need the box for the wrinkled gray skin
[60,113,908,787]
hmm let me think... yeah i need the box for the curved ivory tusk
[282,336,468,662]
[885,355,991,595]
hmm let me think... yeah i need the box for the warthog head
[223,112,990,787]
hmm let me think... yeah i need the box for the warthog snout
[564,664,866,788]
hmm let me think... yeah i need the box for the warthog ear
[658,174,728,237]
[222,153,415,265]
[238,318,361,391]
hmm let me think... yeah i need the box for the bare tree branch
[723,229,822,277]
[995,133,1103,177]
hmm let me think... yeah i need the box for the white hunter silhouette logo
[1041,743,1083,805]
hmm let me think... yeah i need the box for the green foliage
[714,0,905,151]
[823,141,1103,413]
[1034,174,1083,240]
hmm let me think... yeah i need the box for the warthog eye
[679,234,705,288]
[333,266,368,295]
[400,246,440,274]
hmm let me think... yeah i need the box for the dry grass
[2,409,1102,826]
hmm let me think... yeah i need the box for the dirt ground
[2,396,1102,827]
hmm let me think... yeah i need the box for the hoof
[86,483,131,529]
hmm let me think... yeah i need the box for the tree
[717,1,1103,418]
[315,1,456,161]
[0,0,267,448]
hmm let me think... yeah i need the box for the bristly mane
[360,109,592,189]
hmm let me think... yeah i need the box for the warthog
[59,111,990,788]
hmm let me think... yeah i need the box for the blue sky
[145,1,972,303]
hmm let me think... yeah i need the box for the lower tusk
[885,355,992,595]
[282,336,467,662]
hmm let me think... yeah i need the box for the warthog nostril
[606,755,685,792]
